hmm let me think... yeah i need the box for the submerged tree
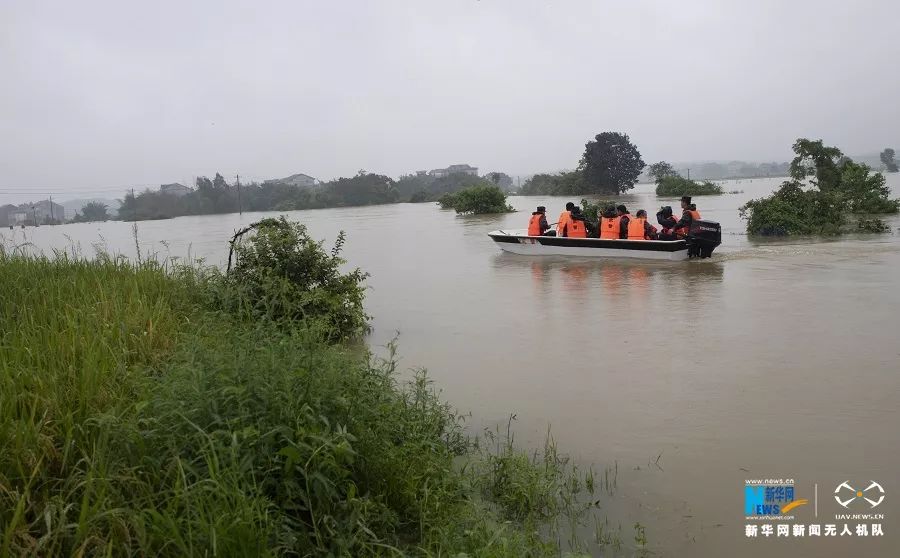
[77,202,109,222]
[741,138,899,236]
[647,161,678,182]
[789,138,844,190]
[880,148,898,172]
[578,132,645,195]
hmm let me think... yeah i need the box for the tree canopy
[647,161,677,182]
[72,201,109,222]
[741,138,899,236]
[578,132,645,195]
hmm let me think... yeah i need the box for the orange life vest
[675,209,701,237]
[556,210,571,235]
[567,218,587,238]
[528,213,544,236]
[627,216,646,240]
[600,216,621,239]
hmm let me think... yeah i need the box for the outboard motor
[686,220,721,258]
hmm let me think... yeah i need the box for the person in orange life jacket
[599,205,618,239]
[556,202,575,236]
[527,206,550,236]
[601,205,630,239]
[564,206,588,238]
[627,209,659,240]
[616,205,631,239]
[672,196,701,238]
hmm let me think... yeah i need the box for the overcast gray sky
[1,0,898,198]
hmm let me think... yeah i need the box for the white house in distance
[428,164,478,178]
[265,173,317,188]
[160,183,193,197]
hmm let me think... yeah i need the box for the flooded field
[5,176,899,556]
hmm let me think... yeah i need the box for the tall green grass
[0,240,627,556]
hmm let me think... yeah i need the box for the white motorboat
[488,221,722,261]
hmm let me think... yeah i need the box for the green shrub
[437,183,514,214]
[1,232,617,556]
[856,218,890,233]
[740,181,845,236]
[655,176,723,197]
[579,199,618,223]
[224,217,369,341]
[437,191,458,209]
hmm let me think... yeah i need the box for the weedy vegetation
[740,138,900,236]
[437,184,515,215]
[654,176,723,197]
[0,219,638,556]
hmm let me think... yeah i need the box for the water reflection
[495,253,724,295]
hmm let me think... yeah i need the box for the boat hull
[488,230,689,261]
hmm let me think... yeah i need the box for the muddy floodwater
[6,176,899,557]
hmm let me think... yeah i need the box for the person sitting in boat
[563,206,588,238]
[556,202,575,236]
[671,196,701,238]
[617,205,631,238]
[656,206,678,240]
[528,206,551,236]
[600,205,629,239]
[627,209,659,240]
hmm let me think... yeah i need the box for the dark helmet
[565,201,575,211]
[536,206,546,213]
[681,195,692,205]
[616,204,627,214]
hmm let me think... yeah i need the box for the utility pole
[49,195,54,224]
[686,168,691,180]
[131,188,136,222]
[236,174,242,215]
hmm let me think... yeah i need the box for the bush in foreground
[655,175,723,197]
[438,183,514,214]
[0,225,623,556]
[223,217,369,341]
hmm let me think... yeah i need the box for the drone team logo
[834,481,885,509]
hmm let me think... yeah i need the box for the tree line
[110,170,517,222]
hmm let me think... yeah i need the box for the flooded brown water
[5,176,899,557]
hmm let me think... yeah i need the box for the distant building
[0,204,17,227]
[1,199,65,225]
[428,164,478,178]
[265,173,317,188]
[160,183,193,197]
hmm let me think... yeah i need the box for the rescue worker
[527,206,550,236]
[564,206,588,238]
[656,206,678,240]
[672,196,701,238]
[616,205,631,239]
[556,202,575,236]
[627,209,658,240]
[599,205,620,239]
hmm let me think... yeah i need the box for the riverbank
[0,244,619,556]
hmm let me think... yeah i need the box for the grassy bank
[0,224,623,556]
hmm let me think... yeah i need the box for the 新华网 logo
[834,481,885,509]
[745,483,808,517]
